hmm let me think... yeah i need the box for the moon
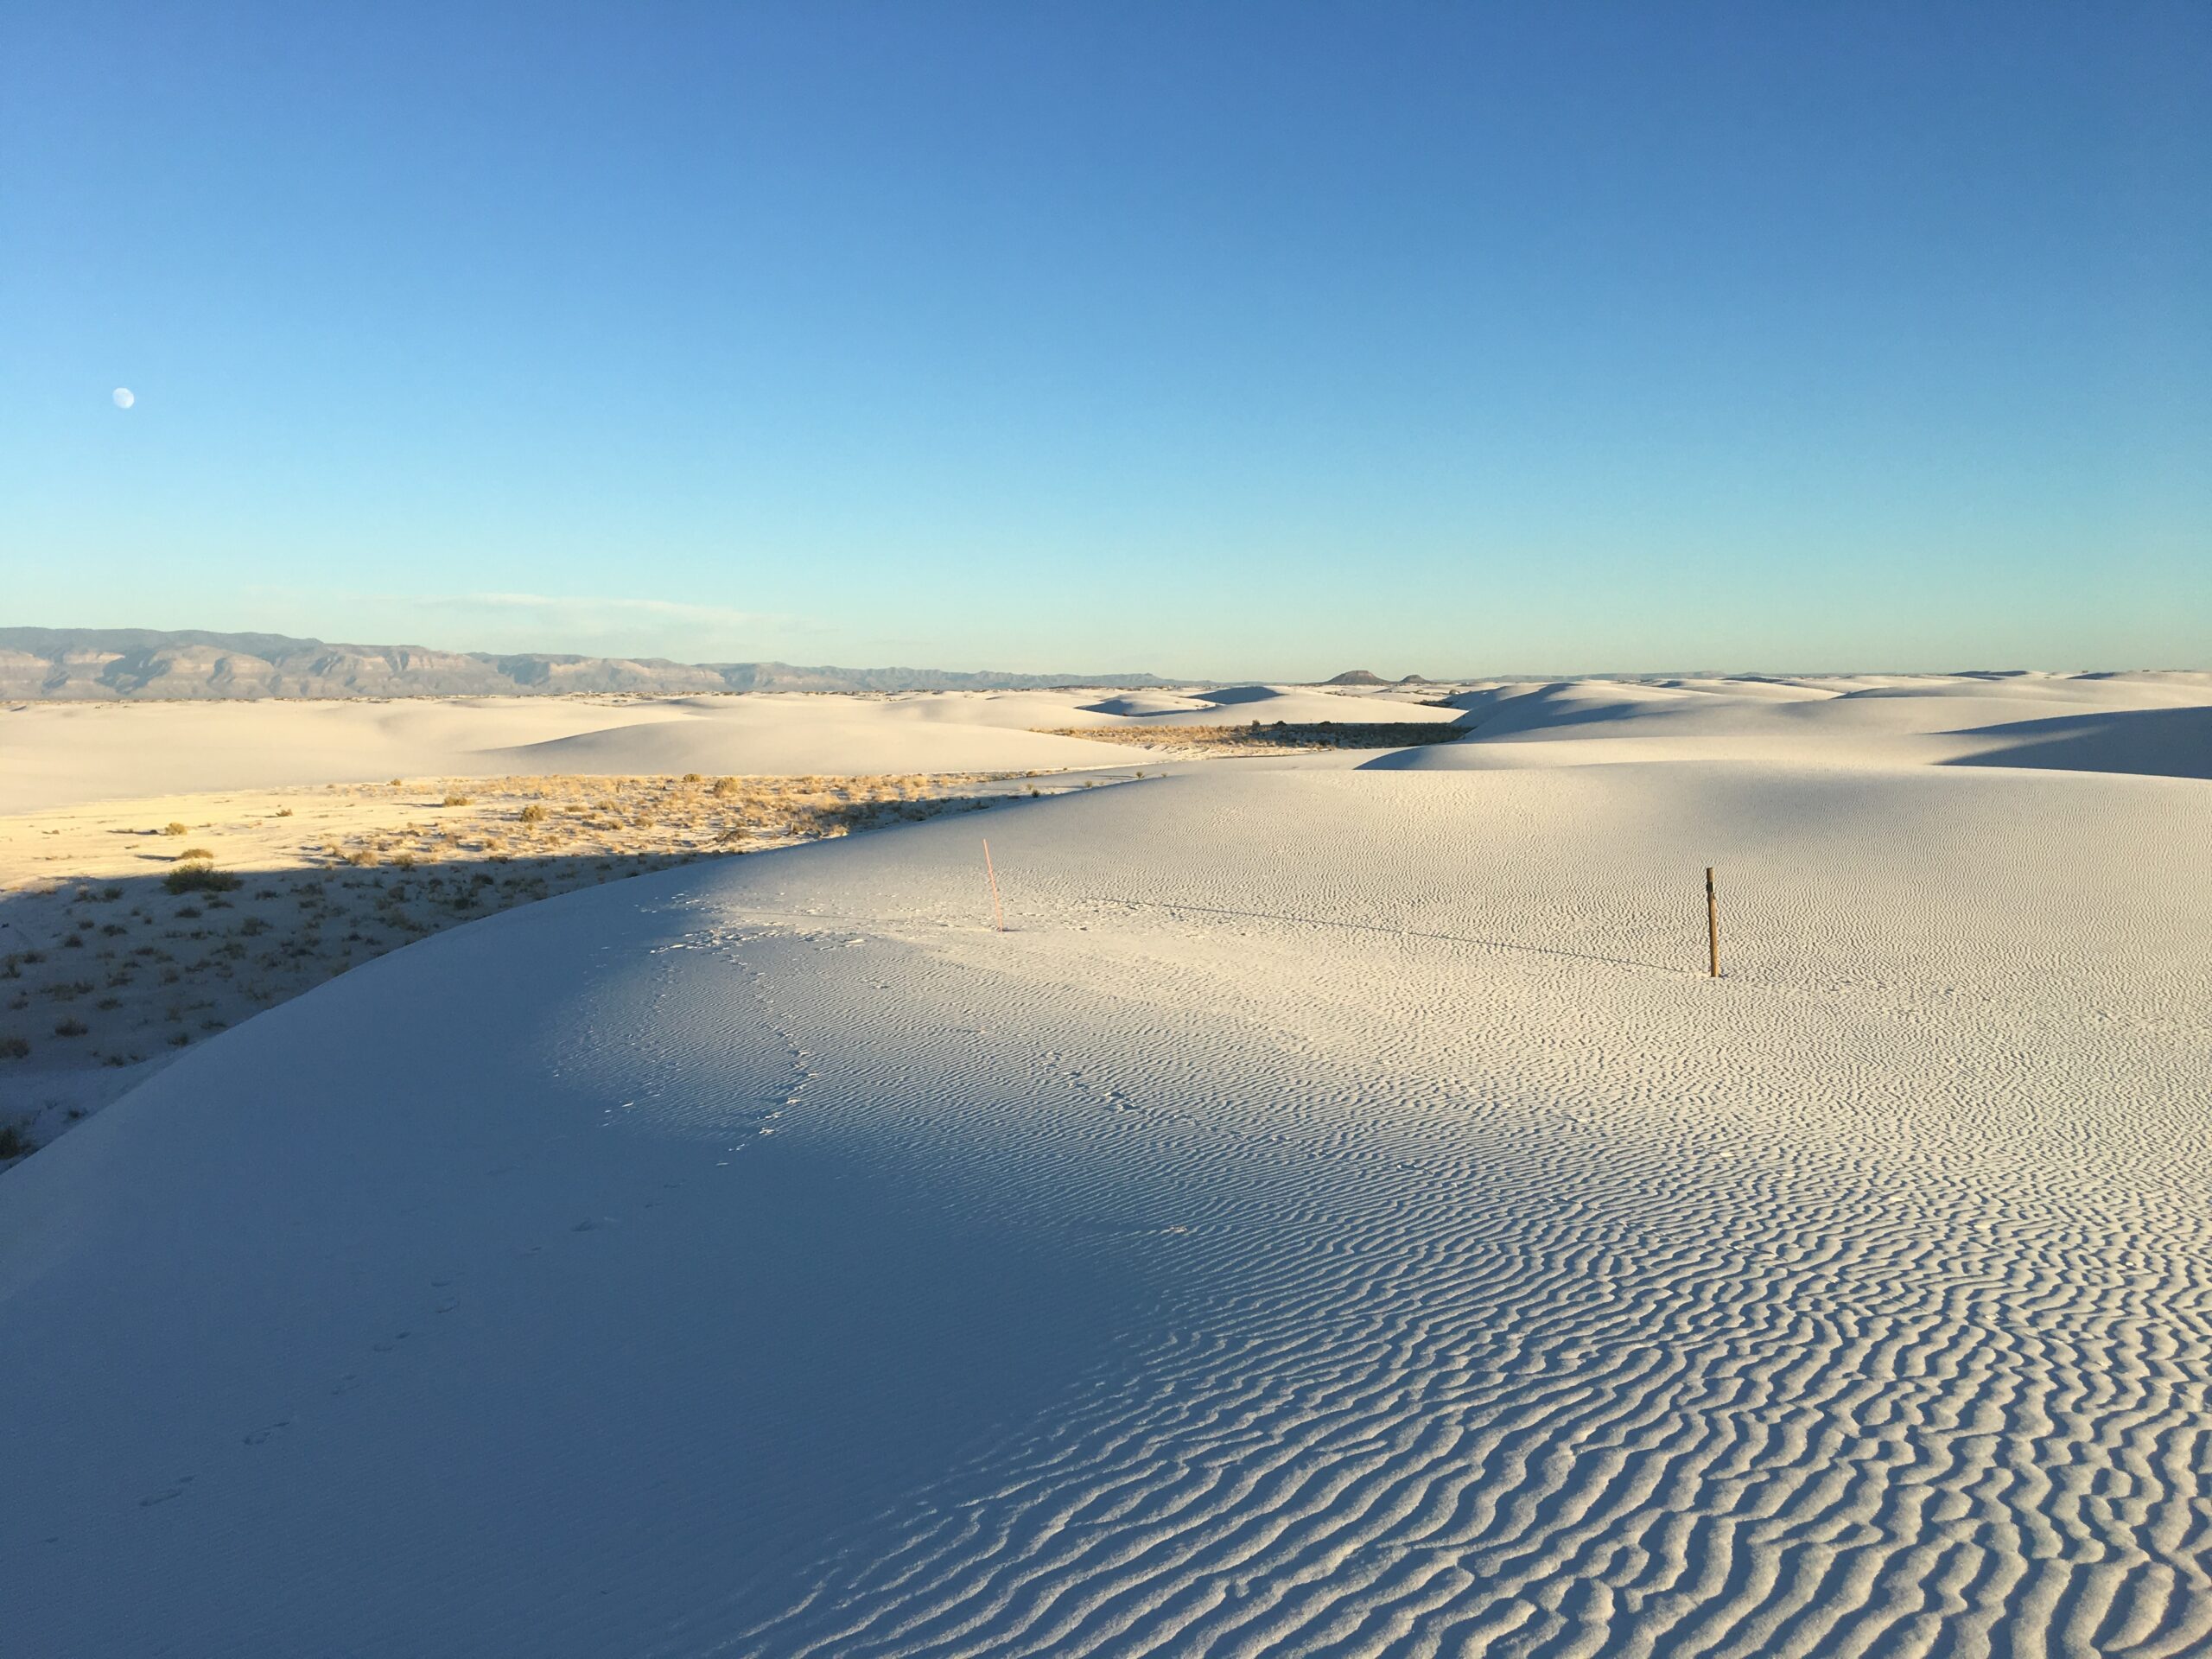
[112,388,135,410]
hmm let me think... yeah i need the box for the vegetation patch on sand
[1036,721,1466,754]
[1,768,1101,1160]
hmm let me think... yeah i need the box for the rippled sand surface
[4,680,2209,1656]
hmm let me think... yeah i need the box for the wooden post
[982,838,1006,933]
[1705,866,1719,978]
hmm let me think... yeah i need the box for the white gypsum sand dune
[0,692,1146,815]
[3,672,2210,1656]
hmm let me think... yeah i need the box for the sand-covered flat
[3,672,2210,1656]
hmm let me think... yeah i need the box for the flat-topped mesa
[1323,668,1388,685]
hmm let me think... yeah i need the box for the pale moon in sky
[112,387,135,409]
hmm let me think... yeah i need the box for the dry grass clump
[165,863,243,896]
[1037,721,1465,753]
[442,792,472,807]
[160,821,189,836]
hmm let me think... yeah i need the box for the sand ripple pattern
[693,766,2212,1657]
[6,762,2208,1658]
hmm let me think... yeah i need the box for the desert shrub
[175,906,202,919]
[161,822,188,836]
[518,804,547,823]
[239,916,269,936]
[166,865,242,896]
[0,1035,27,1059]
[168,1031,190,1047]
[54,1017,88,1037]
[711,777,740,797]
[176,847,213,862]
[344,849,377,867]
[62,933,83,949]
[682,772,702,784]
[97,996,121,1011]
[442,792,472,807]
[0,1123,28,1159]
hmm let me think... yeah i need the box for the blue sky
[4,3,2206,677]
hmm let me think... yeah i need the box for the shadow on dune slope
[0,874,1136,1656]
[1944,704,2212,781]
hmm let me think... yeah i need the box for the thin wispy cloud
[419,592,775,642]
[238,587,810,660]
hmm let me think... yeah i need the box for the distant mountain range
[0,628,1179,701]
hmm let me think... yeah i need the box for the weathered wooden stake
[983,838,1006,932]
[1705,865,1720,978]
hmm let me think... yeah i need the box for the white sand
[4,673,2210,1656]
[0,692,1147,814]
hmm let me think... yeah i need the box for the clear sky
[4,3,2206,678]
